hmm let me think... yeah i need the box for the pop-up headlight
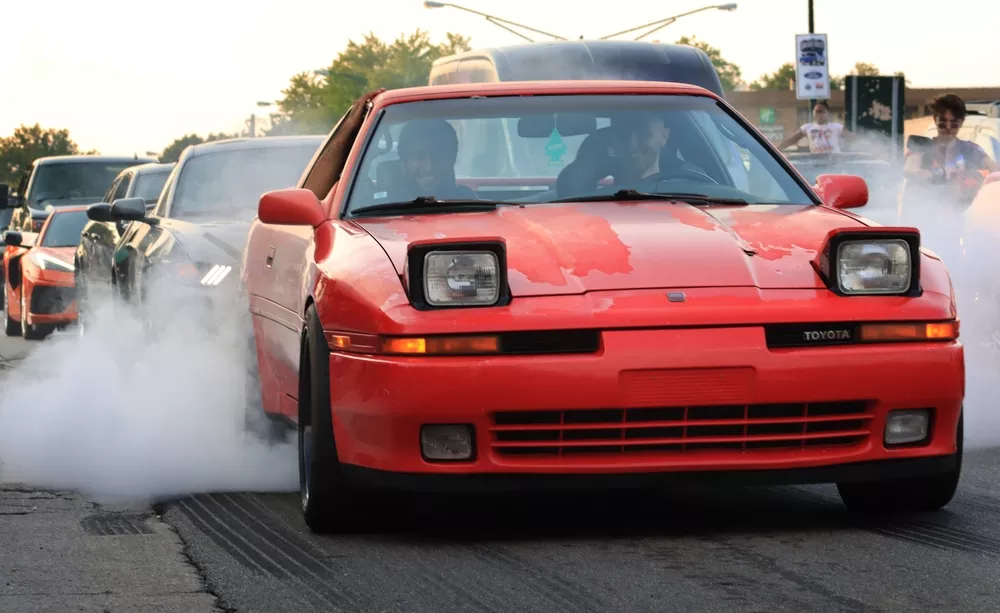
[815,229,921,297]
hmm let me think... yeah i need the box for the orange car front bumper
[22,266,77,327]
[327,323,964,491]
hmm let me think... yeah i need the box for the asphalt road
[4,331,1000,613]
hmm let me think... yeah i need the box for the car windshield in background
[346,93,815,215]
[29,162,137,207]
[170,145,319,219]
[133,171,171,202]
[40,210,89,247]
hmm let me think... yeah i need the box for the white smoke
[0,266,298,503]
[837,131,1000,449]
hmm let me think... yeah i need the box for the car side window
[113,174,131,201]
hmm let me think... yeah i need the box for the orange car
[3,206,89,339]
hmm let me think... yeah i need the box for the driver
[395,119,477,200]
[612,112,671,182]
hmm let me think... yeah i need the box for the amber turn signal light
[860,321,958,342]
[379,335,500,355]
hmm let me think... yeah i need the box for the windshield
[134,171,171,202]
[346,94,815,214]
[40,210,89,247]
[29,162,138,207]
[170,144,319,219]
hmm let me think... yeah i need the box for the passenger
[395,119,477,200]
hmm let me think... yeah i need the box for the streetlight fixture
[422,0,566,42]
[249,101,275,138]
[600,3,738,41]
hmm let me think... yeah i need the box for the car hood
[33,246,76,264]
[161,218,250,264]
[353,202,871,296]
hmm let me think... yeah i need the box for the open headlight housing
[406,241,510,310]
[29,251,74,272]
[815,229,921,297]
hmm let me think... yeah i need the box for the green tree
[159,132,237,163]
[267,30,471,136]
[0,124,92,184]
[675,35,743,91]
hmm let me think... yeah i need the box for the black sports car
[76,135,324,335]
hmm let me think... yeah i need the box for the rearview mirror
[258,188,325,227]
[815,174,868,209]
[110,197,155,224]
[3,231,22,247]
[87,202,114,223]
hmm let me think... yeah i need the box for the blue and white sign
[795,33,830,100]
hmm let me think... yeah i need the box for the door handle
[265,246,275,268]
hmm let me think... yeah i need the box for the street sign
[795,33,830,100]
[759,107,776,124]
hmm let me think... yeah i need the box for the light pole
[249,101,273,137]
[599,3,737,41]
[422,0,567,42]
[808,0,816,118]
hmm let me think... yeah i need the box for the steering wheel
[646,167,720,185]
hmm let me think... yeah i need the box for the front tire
[298,304,385,534]
[837,412,963,514]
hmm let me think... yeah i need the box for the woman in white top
[778,101,855,153]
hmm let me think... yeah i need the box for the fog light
[885,410,930,445]
[420,425,474,461]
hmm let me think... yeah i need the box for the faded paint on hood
[353,202,870,296]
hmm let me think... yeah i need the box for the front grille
[30,285,76,314]
[490,402,872,457]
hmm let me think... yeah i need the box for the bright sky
[3,0,998,156]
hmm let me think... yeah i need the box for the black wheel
[837,411,963,514]
[298,304,387,534]
[3,275,21,337]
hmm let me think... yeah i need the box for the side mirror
[3,231,22,247]
[815,174,868,209]
[258,188,325,227]
[907,135,933,151]
[110,197,155,224]
[86,202,115,223]
[984,171,1000,187]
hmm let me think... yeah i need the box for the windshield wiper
[349,196,520,217]
[550,189,748,205]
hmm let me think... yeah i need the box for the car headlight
[159,258,232,287]
[837,239,911,294]
[30,251,74,272]
[424,251,499,306]
[200,264,232,286]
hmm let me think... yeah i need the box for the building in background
[728,87,1000,150]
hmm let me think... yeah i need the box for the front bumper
[22,268,77,326]
[328,326,964,484]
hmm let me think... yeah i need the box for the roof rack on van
[429,40,726,99]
